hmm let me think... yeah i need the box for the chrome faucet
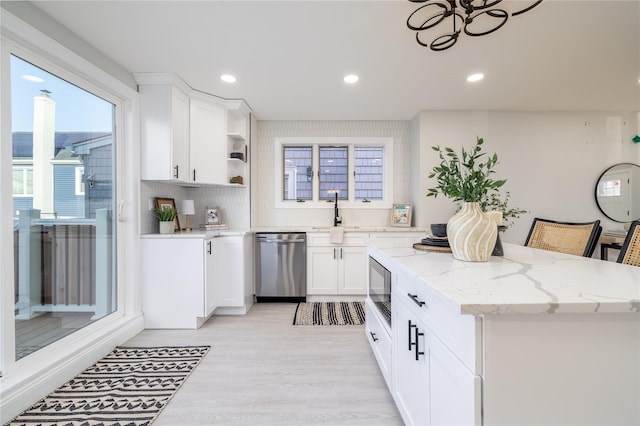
[333,192,342,227]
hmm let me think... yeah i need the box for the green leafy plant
[427,137,507,202]
[478,191,528,231]
[154,206,177,222]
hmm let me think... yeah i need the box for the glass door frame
[0,15,140,382]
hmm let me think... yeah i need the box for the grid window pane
[319,147,348,200]
[355,147,383,200]
[283,146,312,200]
[13,169,25,194]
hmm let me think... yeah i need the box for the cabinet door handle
[408,320,417,351]
[207,241,212,254]
[415,327,425,361]
[333,248,337,259]
[340,248,343,259]
[193,169,197,181]
[174,165,179,179]
[407,293,426,308]
[369,331,379,342]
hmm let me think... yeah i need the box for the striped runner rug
[293,301,365,325]
[6,345,210,426]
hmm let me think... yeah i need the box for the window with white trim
[275,137,393,209]
[75,166,85,195]
[12,166,33,196]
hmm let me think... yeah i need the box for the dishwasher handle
[258,238,306,243]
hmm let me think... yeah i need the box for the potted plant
[427,137,506,261]
[155,206,177,234]
[479,191,528,232]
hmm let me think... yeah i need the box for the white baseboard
[0,313,144,423]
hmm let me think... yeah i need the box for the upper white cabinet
[136,73,190,182]
[226,100,251,186]
[135,73,251,187]
[189,92,227,185]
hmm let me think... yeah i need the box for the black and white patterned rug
[6,346,210,426]
[293,301,365,325]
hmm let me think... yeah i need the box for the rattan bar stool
[617,221,640,266]
[524,218,602,258]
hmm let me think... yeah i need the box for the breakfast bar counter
[368,241,640,315]
[365,239,640,426]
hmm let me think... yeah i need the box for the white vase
[159,221,174,234]
[447,202,498,262]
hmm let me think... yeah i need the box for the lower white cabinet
[307,234,367,295]
[141,237,217,329]
[213,235,253,314]
[393,291,479,426]
[393,300,429,425]
[365,298,392,390]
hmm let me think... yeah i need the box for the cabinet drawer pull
[369,331,379,342]
[408,320,417,351]
[415,327,425,361]
[407,293,426,307]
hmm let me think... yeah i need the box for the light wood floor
[124,303,402,426]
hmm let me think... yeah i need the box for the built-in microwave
[368,256,391,328]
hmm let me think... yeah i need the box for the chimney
[32,89,56,216]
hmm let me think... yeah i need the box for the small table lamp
[180,199,195,232]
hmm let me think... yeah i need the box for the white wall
[412,111,640,245]
[252,120,413,228]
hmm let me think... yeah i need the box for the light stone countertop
[366,239,640,316]
[141,229,249,238]
[142,226,427,237]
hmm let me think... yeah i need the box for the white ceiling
[30,0,640,121]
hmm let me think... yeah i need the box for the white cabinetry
[306,233,367,296]
[226,100,250,186]
[141,237,217,329]
[136,72,252,187]
[393,283,480,426]
[189,93,227,185]
[365,299,392,389]
[393,300,429,425]
[136,73,190,182]
[214,235,253,314]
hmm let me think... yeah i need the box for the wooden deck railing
[14,208,114,320]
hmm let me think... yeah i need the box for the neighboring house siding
[80,143,113,218]
[13,198,33,215]
[12,131,112,220]
[54,165,84,217]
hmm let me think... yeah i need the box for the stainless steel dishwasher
[255,232,306,302]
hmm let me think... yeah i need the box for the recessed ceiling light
[344,74,359,84]
[467,73,484,82]
[22,74,44,83]
[220,74,236,83]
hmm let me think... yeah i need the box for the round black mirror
[595,163,640,222]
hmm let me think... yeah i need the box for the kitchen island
[366,240,640,426]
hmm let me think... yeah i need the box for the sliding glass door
[10,54,117,360]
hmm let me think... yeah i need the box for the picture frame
[391,203,412,227]
[155,197,180,232]
[206,206,220,225]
